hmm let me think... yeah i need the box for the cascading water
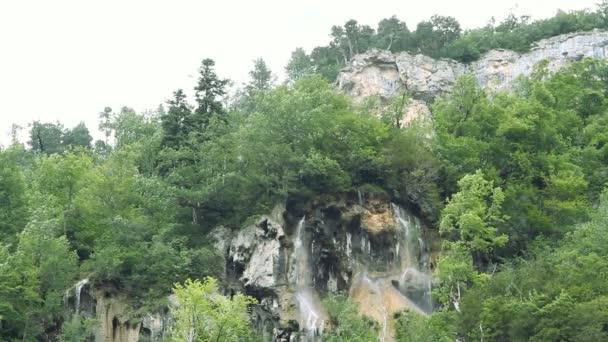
[64,278,89,314]
[351,203,433,341]
[74,278,89,314]
[392,204,433,314]
[294,217,326,341]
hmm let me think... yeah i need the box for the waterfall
[294,217,326,340]
[75,278,89,314]
[64,278,89,314]
[346,233,352,259]
[392,204,433,314]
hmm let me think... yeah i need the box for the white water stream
[294,217,326,341]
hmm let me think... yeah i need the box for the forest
[3,3,608,342]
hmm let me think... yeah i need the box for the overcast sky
[0,0,601,146]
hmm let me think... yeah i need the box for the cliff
[222,195,437,341]
[337,30,608,122]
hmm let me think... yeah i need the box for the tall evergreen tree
[247,58,274,91]
[193,58,229,128]
[161,89,193,149]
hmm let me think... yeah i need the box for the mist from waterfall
[294,216,326,341]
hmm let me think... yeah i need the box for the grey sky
[0,0,600,146]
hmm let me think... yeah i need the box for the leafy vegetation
[322,294,379,342]
[169,278,257,342]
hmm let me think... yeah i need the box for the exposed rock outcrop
[64,283,170,342]
[338,30,608,122]
[472,30,608,90]
[223,195,437,341]
[94,293,141,342]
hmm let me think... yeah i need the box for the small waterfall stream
[392,204,433,314]
[64,278,89,314]
[294,217,326,341]
[351,203,433,342]
[75,278,89,314]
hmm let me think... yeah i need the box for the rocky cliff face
[337,30,608,122]
[222,194,438,341]
[64,280,170,342]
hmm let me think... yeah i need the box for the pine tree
[193,58,229,129]
[247,58,274,91]
[161,89,193,149]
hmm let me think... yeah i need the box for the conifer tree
[194,58,229,129]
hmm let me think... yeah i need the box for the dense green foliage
[287,2,608,82]
[169,277,257,342]
[395,311,457,342]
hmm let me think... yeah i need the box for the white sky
[0,0,601,146]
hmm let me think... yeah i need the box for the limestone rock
[473,30,608,91]
[337,50,400,100]
[394,52,467,98]
[338,30,608,121]
[229,215,286,288]
[94,292,141,342]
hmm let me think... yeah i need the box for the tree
[9,123,23,147]
[310,46,343,81]
[285,48,314,84]
[169,277,257,342]
[376,16,411,52]
[440,170,508,258]
[395,311,457,342]
[31,152,92,237]
[28,121,65,154]
[161,89,193,149]
[234,58,276,113]
[98,107,113,146]
[382,122,442,221]
[247,58,274,92]
[0,148,28,243]
[330,20,376,62]
[194,59,229,129]
[0,217,78,341]
[63,122,93,149]
[413,15,461,57]
[322,294,378,342]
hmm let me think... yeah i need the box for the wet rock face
[225,196,436,341]
[338,30,608,122]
